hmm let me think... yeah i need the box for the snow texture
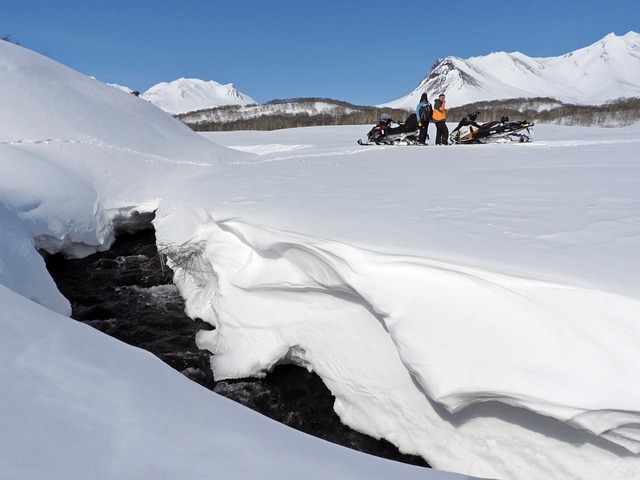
[2,38,640,480]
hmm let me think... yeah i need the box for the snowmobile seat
[403,113,418,131]
[478,121,501,132]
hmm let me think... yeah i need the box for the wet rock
[45,228,428,468]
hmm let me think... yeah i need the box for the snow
[2,39,640,480]
[140,77,257,115]
[0,284,443,480]
[384,31,640,109]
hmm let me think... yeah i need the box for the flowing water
[45,228,428,468]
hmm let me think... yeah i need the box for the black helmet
[468,112,478,121]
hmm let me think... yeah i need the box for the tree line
[177,97,640,131]
[446,97,640,128]
[177,98,412,132]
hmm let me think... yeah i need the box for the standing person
[432,93,449,145]
[416,92,432,145]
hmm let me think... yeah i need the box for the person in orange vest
[432,93,449,145]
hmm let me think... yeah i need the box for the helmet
[468,111,479,122]
[380,113,392,124]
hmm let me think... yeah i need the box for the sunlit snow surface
[156,125,640,480]
[2,40,640,480]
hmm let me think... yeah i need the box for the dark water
[45,228,428,468]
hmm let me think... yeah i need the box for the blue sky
[4,0,639,105]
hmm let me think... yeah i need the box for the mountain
[141,77,257,115]
[383,31,640,109]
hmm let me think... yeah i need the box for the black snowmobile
[449,112,534,144]
[358,113,421,146]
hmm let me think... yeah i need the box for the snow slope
[384,31,640,108]
[141,77,257,114]
[3,40,640,480]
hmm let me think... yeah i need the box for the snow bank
[0,203,70,315]
[155,205,640,479]
[0,39,246,293]
[1,282,454,480]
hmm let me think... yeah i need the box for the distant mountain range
[382,31,640,109]
[113,32,640,127]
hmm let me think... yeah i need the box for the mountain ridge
[382,31,640,109]
[108,32,640,127]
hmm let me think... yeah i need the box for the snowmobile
[449,112,534,144]
[358,113,421,146]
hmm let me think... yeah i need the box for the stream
[45,227,428,468]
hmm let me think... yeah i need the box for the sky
[3,0,640,105]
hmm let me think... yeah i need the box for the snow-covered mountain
[141,77,257,114]
[384,31,640,109]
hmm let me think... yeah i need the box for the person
[415,92,432,145]
[432,93,449,145]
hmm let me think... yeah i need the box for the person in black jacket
[415,92,432,145]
